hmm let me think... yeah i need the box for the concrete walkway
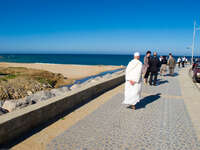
[12,66,200,150]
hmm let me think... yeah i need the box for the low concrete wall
[0,74,125,145]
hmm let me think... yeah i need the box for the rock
[27,90,55,102]
[90,79,98,83]
[59,87,70,92]
[0,100,4,107]
[93,76,102,81]
[103,73,112,79]
[27,90,32,96]
[50,89,63,97]
[70,84,81,90]
[0,107,9,115]
[15,97,33,109]
[2,100,17,112]
[44,91,55,99]
[81,78,93,85]
[113,70,125,75]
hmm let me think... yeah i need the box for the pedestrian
[159,56,162,62]
[160,56,167,76]
[149,52,160,86]
[142,51,151,85]
[123,52,143,110]
[181,57,185,67]
[185,57,188,65]
[177,57,181,68]
[167,53,176,76]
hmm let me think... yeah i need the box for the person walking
[181,57,185,67]
[142,51,151,84]
[160,56,167,76]
[123,52,143,110]
[177,57,181,68]
[149,52,160,86]
[167,53,176,76]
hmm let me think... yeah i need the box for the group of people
[123,51,176,110]
[143,51,176,86]
[177,56,188,68]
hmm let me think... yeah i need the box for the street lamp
[192,21,200,64]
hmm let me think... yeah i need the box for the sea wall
[0,73,125,145]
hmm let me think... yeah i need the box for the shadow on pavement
[135,93,161,110]
[165,73,179,77]
[157,80,168,85]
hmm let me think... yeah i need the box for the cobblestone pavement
[47,73,200,150]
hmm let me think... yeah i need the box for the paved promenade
[11,66,200,150]
[46,67,199,150]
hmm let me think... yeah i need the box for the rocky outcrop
[0,67,72,101]
[0,78,51,100]
[0,69,125,115]
[0,86,70,112]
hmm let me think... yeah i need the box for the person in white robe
[122,52,143,110]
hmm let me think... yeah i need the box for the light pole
[192,21,200,64]
[191,21,196,64]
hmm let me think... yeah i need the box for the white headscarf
[134,52,140,57]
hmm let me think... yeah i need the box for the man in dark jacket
[149,52,160,86]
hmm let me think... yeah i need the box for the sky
[0,0,200,55]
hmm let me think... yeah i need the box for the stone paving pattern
[47,72,200,150]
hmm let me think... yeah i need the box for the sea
[0,54,192,66]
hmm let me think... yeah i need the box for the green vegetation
[35,77,57,87]
[0,66,72,100]
[0,74,17,81]
[6,74,17,79]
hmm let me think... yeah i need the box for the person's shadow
[135,93,161,110]
[165,73,179,77]
[157,80,168,85]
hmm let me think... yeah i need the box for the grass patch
[6,74,17,79]
[35,77,56,87]
[60,117,65,120]
[0,74,17,81]
[0,78,8,81]
[7,67,27,70]
[36,77,48,84]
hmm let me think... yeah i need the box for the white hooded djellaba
[123,56,143,105]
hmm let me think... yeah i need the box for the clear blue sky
[0,0,200,55]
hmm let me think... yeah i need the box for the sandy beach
[0,62,124,80]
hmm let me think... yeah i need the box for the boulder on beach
[2,100,17,112]
[103,73,112,79]
[50,89,64,97]
[26,90,55,103]
[93,76,102,81]
[56,86,70,93]
[70,84,81,90]
[15,97,34,109]
[0,107,9,115]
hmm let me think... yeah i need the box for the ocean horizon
[0,54,193,66]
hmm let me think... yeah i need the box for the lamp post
[192,21,200,64]
[191,21,196,64]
